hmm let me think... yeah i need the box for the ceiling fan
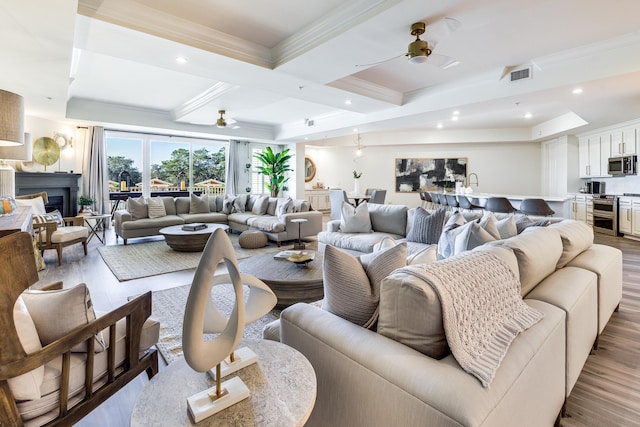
[215,110,237,128]
[356,18,461,69]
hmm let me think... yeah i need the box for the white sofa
[280,220,622,426]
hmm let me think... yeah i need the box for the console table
[131,339,316,426]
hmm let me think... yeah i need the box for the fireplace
[15,172,82,217]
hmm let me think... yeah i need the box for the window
[106,131,227,198]
[250,145,267,195]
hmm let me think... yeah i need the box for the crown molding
[78,0,272,68]
[171,82,239,121]
[328,76,402,105]
[271,0,402,68]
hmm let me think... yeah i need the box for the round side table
[290,218,307,250]
[131,339,317,426]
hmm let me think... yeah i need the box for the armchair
[0,232,159,427]
[33,214,88,266]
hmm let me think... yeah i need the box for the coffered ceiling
[2,0,640,143]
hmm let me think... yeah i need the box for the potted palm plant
[254,147,293,197]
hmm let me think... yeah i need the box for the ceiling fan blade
[426,17,462,48]
[426,53,460,69]
[355,52,406,68]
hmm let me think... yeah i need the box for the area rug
[98,234,280,281]
[150,284,281,364]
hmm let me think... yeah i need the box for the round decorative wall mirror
[304,156,316,182]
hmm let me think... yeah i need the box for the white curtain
[82,126,108,220]
[225,140,239,195]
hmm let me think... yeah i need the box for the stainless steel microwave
[608,155,637,176]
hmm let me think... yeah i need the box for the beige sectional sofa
[113,193,322,245]
[281,220,622,427]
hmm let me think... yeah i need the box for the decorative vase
[353,179,360,195]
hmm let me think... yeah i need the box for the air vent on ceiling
[510,67,532,82]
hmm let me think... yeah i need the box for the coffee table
[159,223,229,252]
[130,339,316,426]
[239,251,324,308]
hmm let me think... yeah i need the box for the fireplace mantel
[15,172,82,217]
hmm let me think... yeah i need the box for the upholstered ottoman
[238,230,268,249]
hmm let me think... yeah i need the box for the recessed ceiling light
[345,100,352,105]
[176,56,187,63]
[437,123,443,129]
[353,128,358,133]
[572,88,583,95]
[451,116,459,121]
[524,112,533,119]
[452,110,460,116]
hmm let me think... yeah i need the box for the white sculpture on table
[182,228,277,422]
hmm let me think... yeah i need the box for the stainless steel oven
[592,195,617,236]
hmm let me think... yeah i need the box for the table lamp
[182,228,277,422]
[0,90,25,198]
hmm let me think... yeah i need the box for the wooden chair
[0,232,158,427]
[16,192,89,265]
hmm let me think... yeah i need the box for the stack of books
[182,223,207,231]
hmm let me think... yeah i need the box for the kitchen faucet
[467,173,479,187]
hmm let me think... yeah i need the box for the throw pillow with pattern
[147,197,167,218]
[406,207,446,244]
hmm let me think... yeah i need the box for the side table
[131,339,317,426]
[290,218,307,250]
[82,214,111,244]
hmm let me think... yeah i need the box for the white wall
[23,116,77,173]
[305,140,542,207]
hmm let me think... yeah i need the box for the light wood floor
[32,224,640,427]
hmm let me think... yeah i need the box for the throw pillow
[147,197,167,218]
[222,194,236,214]
[275,197,293,218]
[128,196,148,220]
[0,196,18,215]
[33,209,65,227]
[8,296,45,401]
[22,283,106,353]
[232,194,249,213]
[189,193,209,214]
[495,215,517,239]
[406,207,446,244]
[453,221,497,255]
[516,216,551,234]
[407,244,438,265]
[15,196,47,215]
[251,195,270,215]
[437,212,468,259]
[322,243,407,329]
[479,212,501,240]
[340,201,372,233]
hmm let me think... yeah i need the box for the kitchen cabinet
[632,200,640,236]
[304,189,329,211]
[579,136,606,177]
[610,127,637,156]
[571,194,592,223]
[618,197,632,234]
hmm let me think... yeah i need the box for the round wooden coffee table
[238,251,324,308]
[159,224,229,252]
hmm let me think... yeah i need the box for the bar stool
[518,198,555,216]
[446,194,460,211]
[419,192,431,209]
[457,195,483,212]
[485,197,515,214]
[429,192,440,208]
[437,193,449,209]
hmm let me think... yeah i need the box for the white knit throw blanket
[399,251,544,387]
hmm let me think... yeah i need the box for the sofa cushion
[247,215,286,233]
[548,220,594,268]
[368,203,407,236]
[406,207,446,244]
[453,221,497,254]
[222,194,236,214]
[161,196,177,215]
[22,284,106,352]
[251,195,269,215]
[181,212,228,224]
[322,243,406,329]
[292,199,311,212]
[479,212,501,240]
[378,270,448,359]
[496,215,517,239]
[189,193,210,214]
[266,198,278,216]
[50,226,88,243]
[275,197,293,218]
[208,195,223,213]
[493,226,563,296]
[147,197,166,218]
[340,201,372,233]
[228,212,257,226]
[232,194,249,213]
[122,215,183,230]
[9,296,45,401]
[128,197,148,219]
[318,231,400,254]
